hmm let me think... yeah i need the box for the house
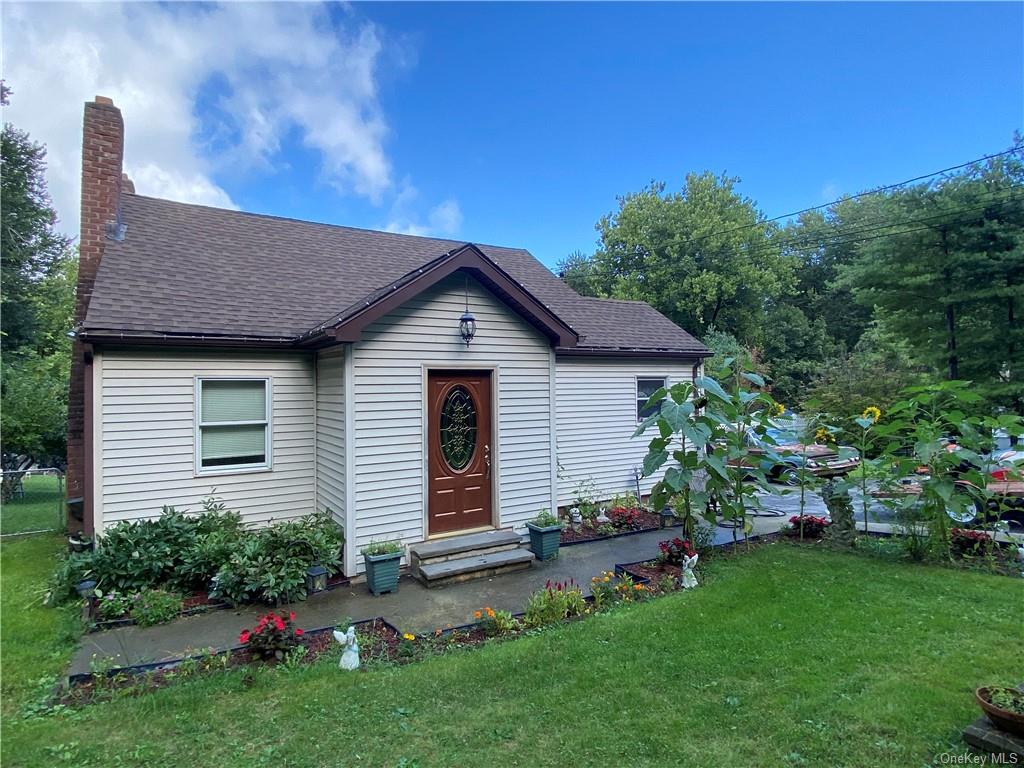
[66,97,710,577]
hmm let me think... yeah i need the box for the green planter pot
[363,551,402,595]
[526,522,562,561]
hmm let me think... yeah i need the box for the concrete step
[409,529,522,567]
[414,547,535,587]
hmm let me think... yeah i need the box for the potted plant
[976,686,1024,737]
[526,509,562,561]
[361,540,403,595]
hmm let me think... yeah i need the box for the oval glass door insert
[440,385,477,471]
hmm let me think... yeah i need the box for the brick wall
[66,97,124,534]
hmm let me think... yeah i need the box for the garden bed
[560,507,664,544]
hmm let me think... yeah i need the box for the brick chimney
[66,96,126,535]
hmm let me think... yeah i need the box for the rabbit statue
[333,625,360,671]
[681,553,699,589]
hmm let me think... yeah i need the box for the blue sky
[5,2,1022,271]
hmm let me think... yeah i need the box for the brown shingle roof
[83,194,709,356]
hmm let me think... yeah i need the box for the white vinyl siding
[315,346,345,527]
[97,349,315,529]
[349,274,553,571]
[555,357,698,507]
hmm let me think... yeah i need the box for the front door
[427,371,493,535]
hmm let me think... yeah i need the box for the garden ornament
[333,626,360,670]
[569,507,583,525]
[595,508,611,525]
[681,553,699,589]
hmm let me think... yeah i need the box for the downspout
[82,344,95,537]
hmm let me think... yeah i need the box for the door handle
[484,444,491,479]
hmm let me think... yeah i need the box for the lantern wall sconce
[459,275,477,346]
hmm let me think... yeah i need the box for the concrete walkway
[70,513,794,676]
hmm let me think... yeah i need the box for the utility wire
[759,192,1023,255]
[666,147,1023,250]
[679,192,1023,264]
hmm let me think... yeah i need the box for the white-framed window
[636,376,667,420]
[195,377,272,474]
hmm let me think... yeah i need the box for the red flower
[274,616,286,631]
[239,629,251,644]
[295,628,304,636]
[289,611,296,621]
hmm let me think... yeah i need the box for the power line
[768,190,1023,254]
[671,147,1023,250]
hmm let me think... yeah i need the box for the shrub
[175,503,246,591]
[239,611,304,660]
[609,507,644,531]
[90,507,196,592]
[656,537,696,566]
[132,589,184,627]
[211,537,307,606]
[950,528,992,558]
[49,503,344,609]
[524,579,586,627]
[786,515,831,539]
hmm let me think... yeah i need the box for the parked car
[744,426,860,485]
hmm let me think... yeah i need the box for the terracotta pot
[976,687,1024,737]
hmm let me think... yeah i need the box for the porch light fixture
[459,275,477,346]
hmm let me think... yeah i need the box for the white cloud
[384,179,463,238]
[1,2,403,235]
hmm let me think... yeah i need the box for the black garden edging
[69,616,399,687]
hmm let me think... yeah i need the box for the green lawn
[1,475,64,535]
[2,535,1022,768]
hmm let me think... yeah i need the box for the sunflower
[862,406,882,424]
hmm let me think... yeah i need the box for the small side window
[196,378,271,473]
[637,377,667,420]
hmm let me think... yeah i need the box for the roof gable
[309,244,578,347]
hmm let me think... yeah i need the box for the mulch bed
[560,509,662,543]
[63,617,500,707]
[620,560,681,583]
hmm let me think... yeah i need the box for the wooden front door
[427,371,493,535]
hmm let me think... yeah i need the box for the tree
[0,82,77,468]
[1,86,72,354]
[760,303,841,407]
[778,204,876,352]
[805,319,925,426]
[837,147,1024,410]
[563,173,794,343]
